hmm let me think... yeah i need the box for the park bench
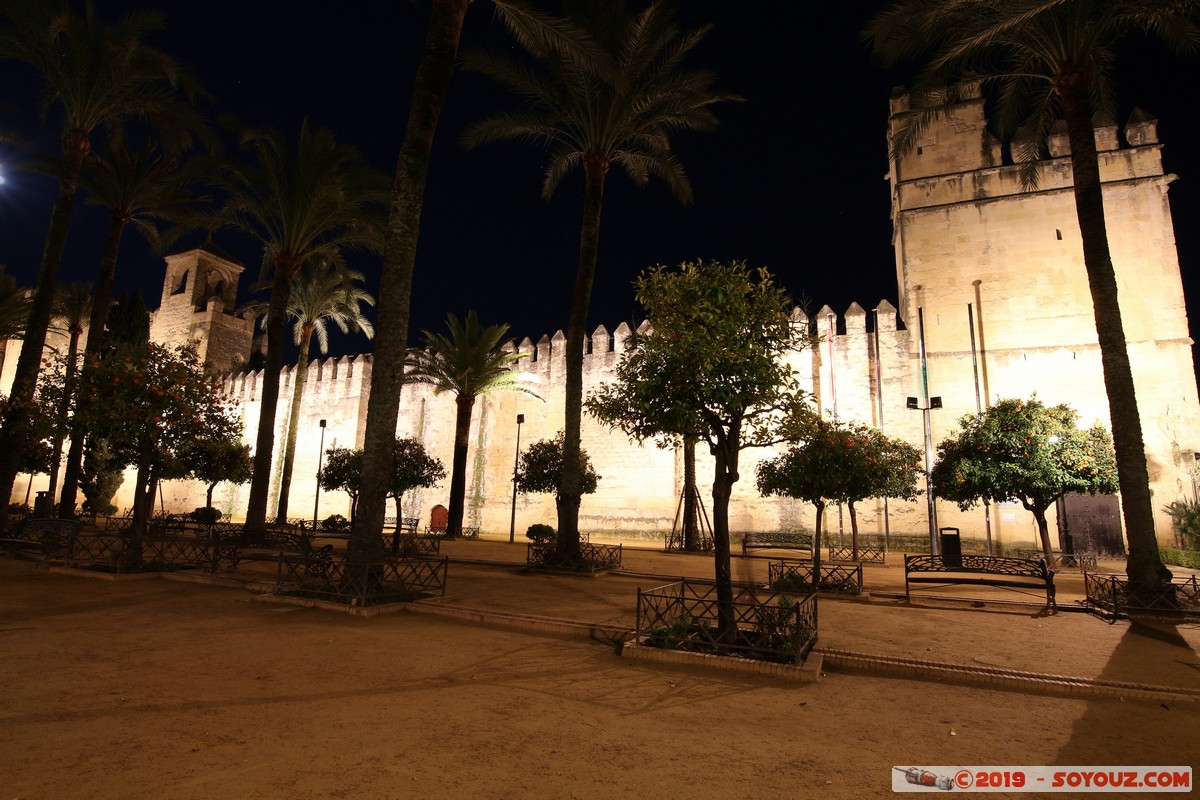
[0,518,80,560]
[742,531,813,557]
[904,553,1056,608]
[234,526,334,578]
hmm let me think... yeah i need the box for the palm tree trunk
[59,215,128,518]
[274,326,314,523]
[446,394,475,538]
[557,157,608,563]
[245,265,295,532]
[353,0,470,563]
[0,131,88,528]
[1059,80,1171,596]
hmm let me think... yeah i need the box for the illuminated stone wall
[9,90,1200,551]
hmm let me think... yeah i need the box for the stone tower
[148,243,255,374]
[886,83,1200,546]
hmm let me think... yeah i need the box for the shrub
[189,506,222,525]
[1162,499,1200,549]
[526,523,556,544]
[322,514,349,532]
[1159,548,1200,569]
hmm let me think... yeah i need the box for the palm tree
[45,282,91,504]
[0,264,31,340]
[462,0,734,563]
[352,0,472,561]
[0,0,204,525]
[56,137,203,518]
[247,261,375,523]
[864,0,1200,598]
[207,122,387,532]
[405,311,539,538]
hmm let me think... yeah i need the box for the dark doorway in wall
[1056,492,1125,556]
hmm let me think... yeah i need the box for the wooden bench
[742,531,812,557]
[904,554,1056,608]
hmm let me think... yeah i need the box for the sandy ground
[1,540,1198,799]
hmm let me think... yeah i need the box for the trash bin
[33,490,52,518]
[939,527,962,567]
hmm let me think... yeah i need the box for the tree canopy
[588,259,811,638]
[516,432,599,499]
[931,397,1119,557]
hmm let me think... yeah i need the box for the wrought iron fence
[392,533,441,557]
[1083,572,1200,621]
[664,528,715,553]
[103,513,133,533]
[526,541,623,571]
[768,560,864,595]
[0,518,78,560]
[273,553,448,606]
[636,579,818,664]
[1017,549,1097,570]
[827,545,886,564]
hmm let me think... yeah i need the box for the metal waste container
[33,490,52,518]
[939,527,962,567]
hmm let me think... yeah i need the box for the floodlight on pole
[509,413,525,543]
[312,419,327,528]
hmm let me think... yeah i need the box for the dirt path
[1,557,1197,799]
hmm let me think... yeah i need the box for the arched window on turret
[172,270,189,295]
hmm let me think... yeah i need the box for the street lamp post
[312,419,327,528]
[509,414,525,543]
[907,396,942,555]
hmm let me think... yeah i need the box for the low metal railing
[1083,572,1200,622]
[273,553,448,606]
[827,545,886,564]
[769,559,864,595]
[526,541,622,571]
[635,579,818,664]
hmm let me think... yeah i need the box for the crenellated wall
[9,91,1200,552]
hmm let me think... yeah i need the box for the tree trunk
[128,455,154,565]
[848,501,859,561]
[58,215,127,518]
[0,131,88,529]
[245,264,295,532]
[446,393,475,538]
[708,423,741,643]
[1031,504,1053,560]
[353,0,470,564]
[813,500,825,588]
[1059,79,1171,596]
[682,437,699,551]
[556,157,608,564]
[274,326,314,523]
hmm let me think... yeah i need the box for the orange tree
[931,397,1118,559]
[514,432,600,532]
[319,438,444,526]
[758,420,923,566]
[62,343,242,560]
[588,260,811,639]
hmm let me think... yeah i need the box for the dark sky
[1,2,1198,360]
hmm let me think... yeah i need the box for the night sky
[1,2,1198,362]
